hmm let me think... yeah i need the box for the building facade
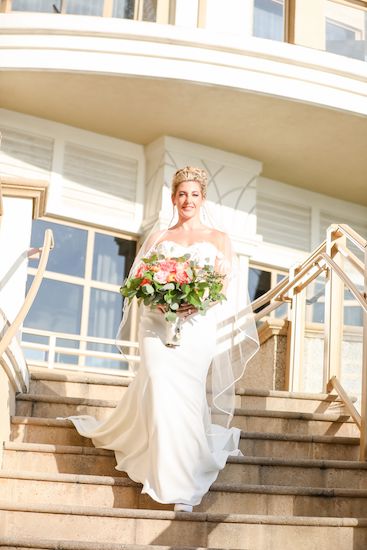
[0,0,366,394]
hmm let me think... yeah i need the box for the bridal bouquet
[120,251,226,347]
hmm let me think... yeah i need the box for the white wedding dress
[67,240,243,507]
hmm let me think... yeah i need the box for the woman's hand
[156,303,198,319]
[177,303,198,319]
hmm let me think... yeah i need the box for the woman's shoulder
[205,228,230,250]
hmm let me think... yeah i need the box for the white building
[0,0,366,388]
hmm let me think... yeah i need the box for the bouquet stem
[165,317,182,347]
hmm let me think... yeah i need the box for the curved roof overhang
[0,14,366,205]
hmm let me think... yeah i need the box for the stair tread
[7,415,360,445]
[2,469,367,497]
[0,537,224,550]
[1,500,367,526]
[12,402,355,422]
[30,368,347,403]
[3,447,367,470]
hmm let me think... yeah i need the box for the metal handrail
[250,224,367,460]
[252,228,366,323]
[251,239,330,313]
[336,223,367,252]
[320,252,367,313]
[336,242,365,275]
[327,376,361,429]
[0,229,54,358]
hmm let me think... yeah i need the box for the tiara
[172,166,208,186]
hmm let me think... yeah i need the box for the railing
[253,223,367,460]
[0,229,54,367]
[21,327,139,376]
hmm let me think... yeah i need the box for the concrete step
[0,538,226,550]
[13,395,358,436]
[29,368,130,402]
[1,501,367,550]
[0,538,225,550]
[29,367,347,413]
[241,431,360,461]
[9,415,359,454]
[236,387,347,413]
[4,437,367,489]
[232,409,356,437]
[3,469,367,517]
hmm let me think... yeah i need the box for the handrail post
[359,246,367,461]
[323,226,344,391]
[286,265,306,392]
[0,1,12,13]
[48,334,56,369]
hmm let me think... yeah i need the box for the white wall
[254,176,367,270]
[0,109,145,234]
[0,197,33,325]
[204,0,251,36]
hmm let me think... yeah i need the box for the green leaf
[182,284,191,296]
[170,302,179,310]
[186,267,193,279]
[162,282,175,291]
[187,292,201,308]
[142,284,154,295]
[165,311,177,322]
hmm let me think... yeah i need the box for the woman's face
[172,181,204,220]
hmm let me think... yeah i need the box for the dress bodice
[154,240,221,266]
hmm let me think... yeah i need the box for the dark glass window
[253,0,284,42]
[112,0,135,18]
[326,18,365,61]
[11,0,59,12]
[29,219,87,278]
[92,233,135,285]
[25,276,83,334]
[249,267,271,313]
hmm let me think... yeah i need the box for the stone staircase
[1,367,367,549]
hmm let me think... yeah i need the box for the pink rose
[135,263,145,278]
[159,259,178,273]
[175,270,190,284]
[154,270,169,284]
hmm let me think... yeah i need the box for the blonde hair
[171,166,208,199]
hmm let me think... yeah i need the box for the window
[325,1,367,61]
[11,0,57,12]
[23,218,136,370]
[253,0,285,42]
[10,0,168,22]
[249,264,288,319]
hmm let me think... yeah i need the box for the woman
[67,166,259,513]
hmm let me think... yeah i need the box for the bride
[67,166,259,513]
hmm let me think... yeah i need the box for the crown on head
[172,166,208,187]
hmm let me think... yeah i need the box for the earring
[201,207,207,223]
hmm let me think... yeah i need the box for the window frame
[249,261,288,319]
[24,215,137,368]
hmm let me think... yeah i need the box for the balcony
[2,0,367,62]
[0,0,367,206]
